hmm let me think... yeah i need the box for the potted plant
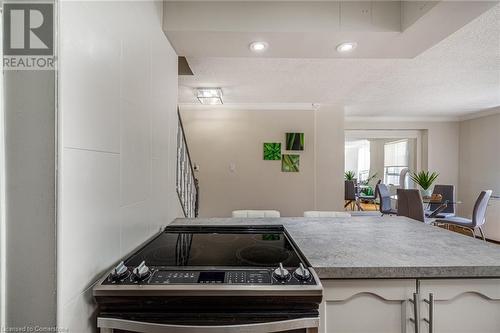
[359,173,378,196]
[410,171,439,197]
[344,171,356,181]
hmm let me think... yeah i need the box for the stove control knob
[109,261,129,281]
[273,263,290,281]
[294,263,311,281]
[132,261,151,281]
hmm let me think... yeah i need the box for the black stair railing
[176,109,199,218]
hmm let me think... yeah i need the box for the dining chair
[344,180,358,210]
[399,168,409,189]
[397,189,434,223]
[358,180,381,209]
[304,211,351,218]
[376,183,397,216]
[427,184,456,218]
[435,190,492,241]
[231,210,280,218]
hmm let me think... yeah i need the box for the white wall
[58,1,181,331]
[3,60,56,327]
[458,112,500,241]
[182,113,460,218]
[181,106,345,217]
[314,106,345,211]
[181,109,316,217]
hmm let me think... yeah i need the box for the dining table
[390,193,462,218]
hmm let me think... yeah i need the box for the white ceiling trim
[178,102,318,111]
[179,104,500,122]
[345,115,461,122]
[345,129,422,140]
[179,103,464,122]
[459,106,500,121]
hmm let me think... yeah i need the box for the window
[345,140,370,181]
[357,142,370,182]
[384,140,408,185]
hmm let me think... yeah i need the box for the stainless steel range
[93,225,322,333]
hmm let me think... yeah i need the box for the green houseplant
[344,171,356,181]
[359,173,378,196]
[410,171,439,197]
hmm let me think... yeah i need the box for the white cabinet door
[419,279,500,333]
[320,279,417,333]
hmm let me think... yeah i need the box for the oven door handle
[97,317,319,333]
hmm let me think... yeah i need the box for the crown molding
[178,103,318,111]
[459,106,500,121]
[179,103,500,123]
[344,115,460,123]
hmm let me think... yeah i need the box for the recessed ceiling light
[249,41,268,53]
[196,88,223,105]
[336,42,357,53]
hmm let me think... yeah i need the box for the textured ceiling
[179,4,500,118]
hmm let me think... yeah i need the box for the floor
[357,202,378,211]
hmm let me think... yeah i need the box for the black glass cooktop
[125,226,304,268]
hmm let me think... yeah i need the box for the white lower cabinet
[320,278,500,333]
[418,279,500,333]
[320,279,418,333]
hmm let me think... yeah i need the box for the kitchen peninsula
[170,216,500,333]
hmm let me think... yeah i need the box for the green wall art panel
[282,154,300,172]
[286,133,304,150]
[263,143,281,160]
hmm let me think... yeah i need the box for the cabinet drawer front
[419,279,500,301]
[322,279,416,301]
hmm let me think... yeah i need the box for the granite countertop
[170,216,500,279]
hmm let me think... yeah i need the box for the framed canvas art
[263,143,281,160]
[282,154,299,172]
[286,133,304,150]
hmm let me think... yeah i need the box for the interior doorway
[344,130,423,195]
